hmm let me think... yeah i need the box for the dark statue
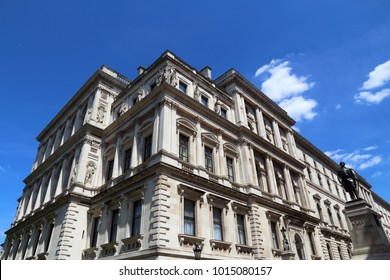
[337,161,359,201]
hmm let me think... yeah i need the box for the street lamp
[193,244,202,260]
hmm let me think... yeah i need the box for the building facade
[2,51,390,260]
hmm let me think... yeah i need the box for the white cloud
[363,146,377,151]
[325,148,382,170]
[0,165,5,172]
[278,96,317,122]
[359,155,382,170]
[255,59,317,122]
[355,88,390,104]
[255,60,314,102]
[362,59,390,90]
[335,104,342,109]
[372,171,383,178]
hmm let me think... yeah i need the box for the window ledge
[122,235,143,251]
[100,241,118,257]
[311,254,322,260]
[178,234,205,247]
[210,239,232,252]
[235,244,255,255]
[82,247,98,260]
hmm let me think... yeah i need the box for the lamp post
[193,244,202,260]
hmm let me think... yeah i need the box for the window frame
[109,209,119,243]
[204,146,214,173]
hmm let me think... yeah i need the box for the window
[12,238,21,260]
[179,81,187,93]
[124,148,132,171]
[327,207,334,225]
[327,243,333,260]
[109,209,119,243]
[184,199,195,236]
[237,214,246,245]
[308,231,316,255]
[201,96,208,106]
[337,212,344,229]
[213,207,223,241]
[32,229,42,256]
[106,159,114,181]
[143,135,152,161]
[204,146,213,173]
[270,221,280,249]
[226,157,235,181]
[131,200,142,236]
[21,234,31,260]
[90,217,99,247]
[179,134,189,162]
[150,82,156,91]
[220,108,227,118]
[44,223,54,252]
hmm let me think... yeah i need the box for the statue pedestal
[345,199,390,259]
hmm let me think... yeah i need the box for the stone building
[2,51,390,260]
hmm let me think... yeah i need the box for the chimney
[200,66,212,80]
[137,66,146,76]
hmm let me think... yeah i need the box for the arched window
[294,234,306,260]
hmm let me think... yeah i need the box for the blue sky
[1,0,389,245]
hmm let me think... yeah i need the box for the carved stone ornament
[156,64,178,87]
[84,161,96,185]
[119,102,128,116]
[96,106,106,123]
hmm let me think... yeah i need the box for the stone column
[218,132,225,177]
[152,105,160,155]
[286,130,297,157]
[265,155,276,195]
[272,120,282,148]
[283,166,294,202]
[112,134,123,178]
[170,103,178,156]
[255,108,266,138]
[130,122,140,169]
[195,118,202,167]
[158,99,172,152]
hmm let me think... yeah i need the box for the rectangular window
[44,223,54,252]
[205,146,214,173]
[184,199,195,236]
[143,135,152,161]
[90,217,99,247]
[150,82,156,91]
[109,209,119,243]
[32,229,42,256]
[213,207,223,241]
[270,221,279,249]
[179,81,187,93]
[179,134,189,162]
[201,96,208,107]
[220,108,227,118]
[21,234,31,260]
[131,200,142,236]
[124,148,132,171]
[226,157,235,181]
[106,159,114,180]
[237,214,246,245]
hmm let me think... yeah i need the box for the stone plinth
[345,199,390,260]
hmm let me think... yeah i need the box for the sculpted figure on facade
[84,161,96,186]
[156,64,178,87]
[119,102,128,116]
[96,106,106,123]
[194,82,200,100]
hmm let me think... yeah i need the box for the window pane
[201,96,208,106]
[106,160,114,180]
[271,221,279,249]
[144,135,152,160]
[124,148,132,171]
[132,200,142,236]
[184,199,195,236]
[213,208,223,241]
[179,82,187,93]
[205,147,213,172]
[179,135,189,162]
[226,157,234,181]
[109,209,119,243]
[91,217,99,247]
[220,108,227,118]
[237,214,246,245]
